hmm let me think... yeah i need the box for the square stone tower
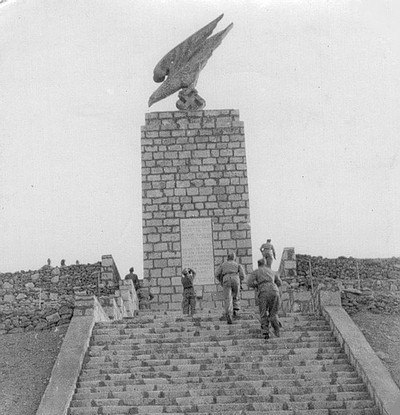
[141,109,253,310]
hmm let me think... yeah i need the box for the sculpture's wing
[182,23,234,79]
[153,14,224,83]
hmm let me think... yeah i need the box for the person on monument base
[181,268,197,315]
[247,258,282,339]
[260,238,276,268]
[215,252,245,324]
[125,267,140,292]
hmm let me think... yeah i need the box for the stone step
[92,322,331,336]
[88,341,341,356]
[90,328,334,342]
[68,410,379,415]
[76,374,361,391]
[68,400,378,415]
[88,346,343,360]
[128,310,321,319]
[73,379,366,401]
[74,374,364,393]
[94,318,330,330]
[70,393,374,408]
[90,333,336,348]
[97,317,330,329]
[80,358,351,378]
[69,311,378,415]
[85,351,346,367]
[72,382,368,401]
[77,365,356,386]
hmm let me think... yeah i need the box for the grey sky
[1,0,399,275]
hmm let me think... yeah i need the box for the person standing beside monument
[247,258,282,339]
[137,278,155,310]
[181,268,197,315]
[215,252,245,324]
[260,239,276,268]
[125,267,140,292]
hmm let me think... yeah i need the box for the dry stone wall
[0,255,122,334]
[296,254,400,315]
[141,109,253,310]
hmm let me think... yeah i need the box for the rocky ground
[0,312,399,415]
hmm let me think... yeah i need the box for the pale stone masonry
[141,109,253,310]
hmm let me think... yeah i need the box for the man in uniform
[137,278,154,310]
[215,252,245,324]
[260,239,276,268]
[247,258,282,339]
[125,267,140,292]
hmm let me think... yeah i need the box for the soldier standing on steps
[247,258,282,339]
[137,278,154,310]
[260,239,276,268]
[181,268,197,315]
[125,267,140,292]
[215,252,245,324]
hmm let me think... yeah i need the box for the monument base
[141,109,253,311]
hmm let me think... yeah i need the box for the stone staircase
[68,308,380,415]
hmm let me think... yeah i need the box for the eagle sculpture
[148,14,233,111]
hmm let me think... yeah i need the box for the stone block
[4,294,15,303]
[319,290,341,307]
[51,275,59,284]
[171,294,182,302]
[171,277,181,286]
[157,277,172,287]
[284,260,297,269]
[51,267,61,276]
[162,268,177,277]
[160,286,174,294]
[168,302,182,311]
[31,273,40,281]
[46,312,61,323]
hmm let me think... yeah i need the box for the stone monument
[142,15,253,310]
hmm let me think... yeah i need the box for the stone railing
[36,277,140,415]
[278,249,400,414]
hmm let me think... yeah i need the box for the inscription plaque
[180,218,215,285]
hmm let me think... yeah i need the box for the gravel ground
[0,325,68,415]
[0,313,399,415]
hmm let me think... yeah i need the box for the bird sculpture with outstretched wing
[148,14,233,111]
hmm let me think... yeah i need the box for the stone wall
[141,109,252,310]
[296,254,400,315]
[0,255,122,334]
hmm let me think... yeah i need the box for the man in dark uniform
[248,258,282,339]
[181,268,197,315]
[215,252,245,324]
[125,267,140,292]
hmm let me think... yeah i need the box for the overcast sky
[1,0,399,275]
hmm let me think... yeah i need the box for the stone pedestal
[141,109,253,310]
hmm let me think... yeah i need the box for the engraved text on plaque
[180,218,215,285]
